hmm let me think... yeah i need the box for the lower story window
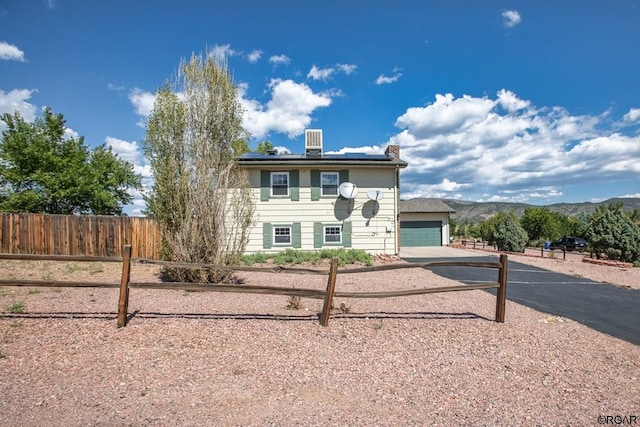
[274,226,291,245]
[324,226,342,244]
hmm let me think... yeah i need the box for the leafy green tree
[232,139,250,155]
[255,141,276,154]
[0,108,141,215]
[143,53,254,282]
[493,212,528,252]
[520,207,560,242]
[586,203,640,262]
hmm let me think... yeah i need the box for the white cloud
[502,10,522,28]
[269,54,291,66]
[326,145,382,155]
[0,88,38,123]
[389,90,640,203]
[273,146,291,154]
[209,44,236,62]
[622,108,640,125]
[375,72,402,85]
[105,136,141,164]
[0,41,26,62]
[63,127,79,139]
[247,50,262,64]
[307,63,358,81]
[620,193,640,198]
[240,79,332,139]
[128,88,156,123]
[45,0,55,9]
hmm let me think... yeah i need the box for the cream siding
[244,166,400,255]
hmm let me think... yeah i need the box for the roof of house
[237,152,408,168]
[400,198,455,213]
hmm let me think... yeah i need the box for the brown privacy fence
[0,246,509,327]
[0,213,160,259]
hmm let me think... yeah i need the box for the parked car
[549,236,587,252]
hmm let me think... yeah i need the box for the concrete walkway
[399,246,487,258]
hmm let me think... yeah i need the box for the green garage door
[400,221,442,247]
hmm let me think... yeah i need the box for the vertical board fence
[0,213,160,259]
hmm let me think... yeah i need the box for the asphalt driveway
[403,252,640,346]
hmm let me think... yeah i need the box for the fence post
[495,254,508,323]
[117,244,132,328]
[320,257,339,326]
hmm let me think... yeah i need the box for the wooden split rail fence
[0,245,509,327]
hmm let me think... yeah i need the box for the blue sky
[1,0,639,215]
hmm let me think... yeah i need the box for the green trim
[310,170,320,201]
[262,222,272,249]
[292,222,301,248]
[342,222,352,247]
[289,170,299,201]
[322,223,343,246]
[313,222,323,248]
[260,171,270,202]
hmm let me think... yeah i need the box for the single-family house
[237,130,407,255]
[399,198,455,247]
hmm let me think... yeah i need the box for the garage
[399,198,455,248]
[400,221,442,247]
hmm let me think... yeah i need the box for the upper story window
[321,172,339,196]
[270,172,289,196]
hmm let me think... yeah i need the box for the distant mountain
[444,198,640,223]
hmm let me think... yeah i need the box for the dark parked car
[549,236,587,252]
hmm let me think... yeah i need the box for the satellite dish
[338,182,359,199]
[367,190,385,201]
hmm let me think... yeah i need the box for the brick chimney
[385,144,400,160]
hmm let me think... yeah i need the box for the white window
[271,172,289,196]
[321,172,339,196]
[274,226,291,245]
[324,225,342,244]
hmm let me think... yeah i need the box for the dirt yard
[0,254,638,426]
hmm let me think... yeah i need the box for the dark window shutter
[310,170,320,201]
[289,170,299,201]
[313,222,323,248]
[263,222,272,249]
[260,171,270,202]
[342,222,352,247]
[339,170,349,184]
[292,222,302,248]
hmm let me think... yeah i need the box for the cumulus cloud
[622,108,640,125]
[247,50,262,63]
[105,136,141,164]
[240,79,332,139]
[502,10,522,28]
[307,63,358,81]
[326,145,382,155]
[0,88,38,125]
[375,68,402,85]
[128,88,156,125]
[269,54,291,66]
[0,41,26,62]
[63,127,79,139]
[208,44,236,62]
[376,90,640,203]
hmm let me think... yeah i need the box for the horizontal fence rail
[0,246,508,327]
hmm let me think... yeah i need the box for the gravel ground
[0,254,638,426]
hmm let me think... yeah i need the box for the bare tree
[143,54,254,282]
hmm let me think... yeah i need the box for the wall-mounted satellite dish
[367,190,385,201]
[338,182,359,199]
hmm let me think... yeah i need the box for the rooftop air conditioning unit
[305,129,323,157]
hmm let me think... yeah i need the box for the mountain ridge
[441,197,640,223]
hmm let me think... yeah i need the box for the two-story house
[237,130,408,255]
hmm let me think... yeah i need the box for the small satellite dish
[367,190,385,201]
[338,182,359,199]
